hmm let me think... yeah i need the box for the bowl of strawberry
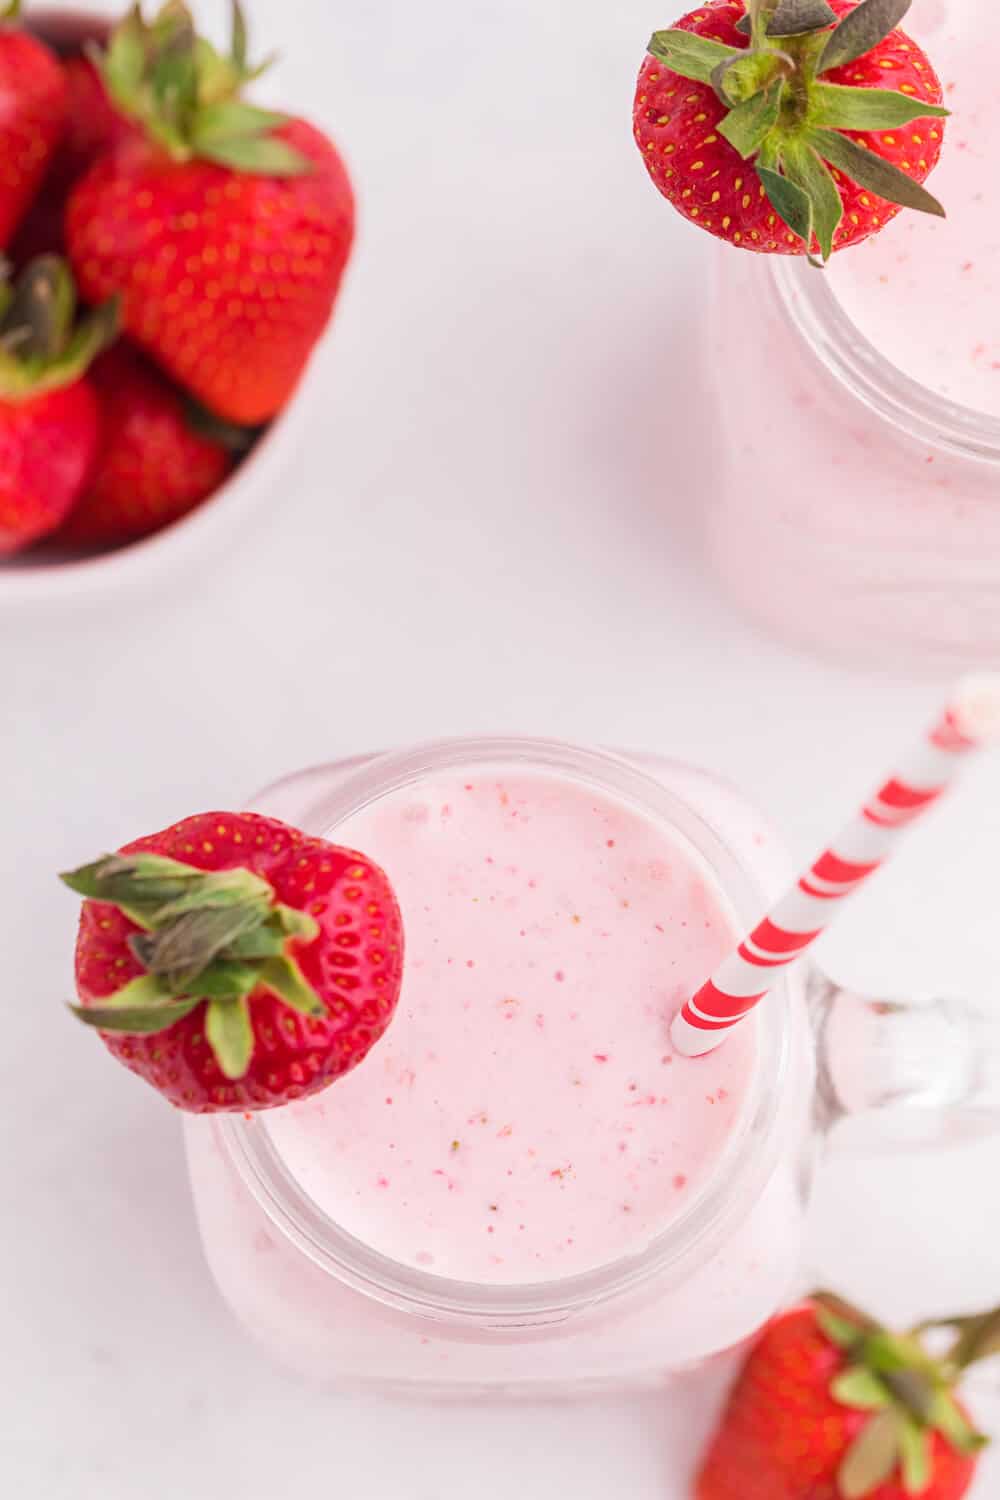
[0,0,355,599]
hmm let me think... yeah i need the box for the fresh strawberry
[0,255,117,554]
[59,343,234,546]
[0,0,66,248]
[63,812,404,1114]
[66,1,355,424]
[696,1293,996,1499]
[12,54,134,262]
[634,0,947,259]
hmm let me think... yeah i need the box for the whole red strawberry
[60,342,234,546]
[0,0,66,248]
[634,0,948,259]
[0,255,117,554]
[66,2,355,424]
[697,1294,995,1499]
[13,53,135,263]
[63,812,404,1113]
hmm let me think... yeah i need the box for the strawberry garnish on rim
[696,1292,995,1499]
[635,0,949,261]
[63,813,404,1113]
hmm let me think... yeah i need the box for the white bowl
[1,4,324,610]
[0,367,321,609]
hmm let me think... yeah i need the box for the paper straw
[671,675,1000,1059]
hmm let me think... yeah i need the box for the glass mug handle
[807,966,1000,1148]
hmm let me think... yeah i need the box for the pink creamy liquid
[265,772,755,1283]
[827,2,996,415]
[706,1,1000,666]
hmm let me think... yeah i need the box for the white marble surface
[2,1,998,1494]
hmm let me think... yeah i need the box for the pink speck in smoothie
[673,1174,688,1191]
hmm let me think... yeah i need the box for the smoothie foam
[265,771,756,1284]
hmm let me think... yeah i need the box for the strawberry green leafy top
[0,257,118,401]
[648,0,948,261]
[813,1291,991,1496]
[96,0,311,175]
[63,851,323,1081]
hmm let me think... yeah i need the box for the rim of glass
[771,258,1000,465]
[214,737,795,1328]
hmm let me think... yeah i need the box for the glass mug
[183,738,999,1391]
[706,254,1000,671]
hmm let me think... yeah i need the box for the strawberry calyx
[811,1291,991,1497]
[0,256,119,401]
[62,851,325,1080]
[647,0,948,261]
[94,0,311,175]
[1,0,21,23]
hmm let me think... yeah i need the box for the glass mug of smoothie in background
[707,2,999,669]
[182,737,1000,1390]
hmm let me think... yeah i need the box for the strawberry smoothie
[265,771,756,1283]
[706,1,1000,666]
[185,743,815,1388]
[826,3,996,417]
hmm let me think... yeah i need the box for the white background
[3,1,998,1495]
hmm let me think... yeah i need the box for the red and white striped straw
[671,675,1000,1059]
